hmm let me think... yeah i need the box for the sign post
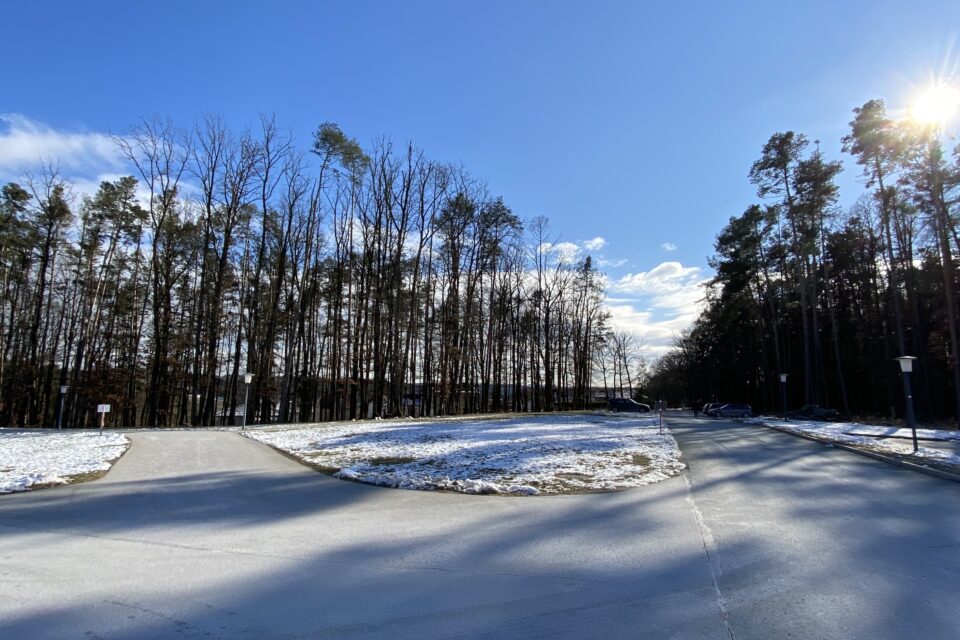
[97,404,111,435]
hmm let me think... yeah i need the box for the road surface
[1,417,957,639]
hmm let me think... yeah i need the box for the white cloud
[661,242,677,252]
[539,241,582,263]
[0,114,197,207]
[0,114,123,174]
[612,261,704,296]
[605,261,709,357]
[605,303,698,358]
[582,236,606,251]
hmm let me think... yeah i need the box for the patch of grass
[547,478,624,495]
[550,472,626,495]
[64,469,111,484]
[311,463,342,475]
[369,456,416,466]
[50,448,131,490]
[417,433,453,440]
[631,453,652,467]
[554,472,594,481]
[19,466,115,493]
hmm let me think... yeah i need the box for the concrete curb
[759,422,960,484]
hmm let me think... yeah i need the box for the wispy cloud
[660,242,677,252]
[597,257,628,268]
[0,114,179,205]
[582,236,606,251]
[0,114,123,174]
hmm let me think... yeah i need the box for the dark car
[714,403,753,418]
[785,404,840,421]
[608,398,651,413]
[703,403,724,416]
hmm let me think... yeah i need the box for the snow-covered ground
[748,418,960,468]
[0,430,130,494]
[244,413,685,495]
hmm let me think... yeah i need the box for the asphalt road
[1,417,957,639]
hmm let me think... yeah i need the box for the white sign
[97,404,111,413]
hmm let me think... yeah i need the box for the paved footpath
[0,419,957,639]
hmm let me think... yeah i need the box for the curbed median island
[0,430,130,493]
[244,413,686,495]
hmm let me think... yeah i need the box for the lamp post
[57,385,69,431]
[895,356,918,453]
[242,373,253,430]
[779,374,788,418]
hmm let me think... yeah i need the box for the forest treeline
[648,98,960,423]
[0,115,648,428]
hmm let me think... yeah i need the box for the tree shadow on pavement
[0,469,381,535]
[0,478,738,639]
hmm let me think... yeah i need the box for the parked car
[703,403,724,416]
[785,404,840,421]
[608,398,651,413]
[714,403,753,418]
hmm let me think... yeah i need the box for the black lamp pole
[779,374,788,418]
[896,357,918,453]
[242,373,253,430]
[57,385,69,431]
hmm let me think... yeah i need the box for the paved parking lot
[1,417,957,639]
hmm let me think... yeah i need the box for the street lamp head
[243,372,254,384]
[779,373,788,383]
[895,355,917,373]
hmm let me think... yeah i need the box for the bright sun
[911,84,960,125]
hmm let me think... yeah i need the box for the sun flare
[910,84,960,125]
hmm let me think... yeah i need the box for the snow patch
[0,430,129,493]
[748,418,960,467]
[246,414,685,495]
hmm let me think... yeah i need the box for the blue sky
[2,1,959,355]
